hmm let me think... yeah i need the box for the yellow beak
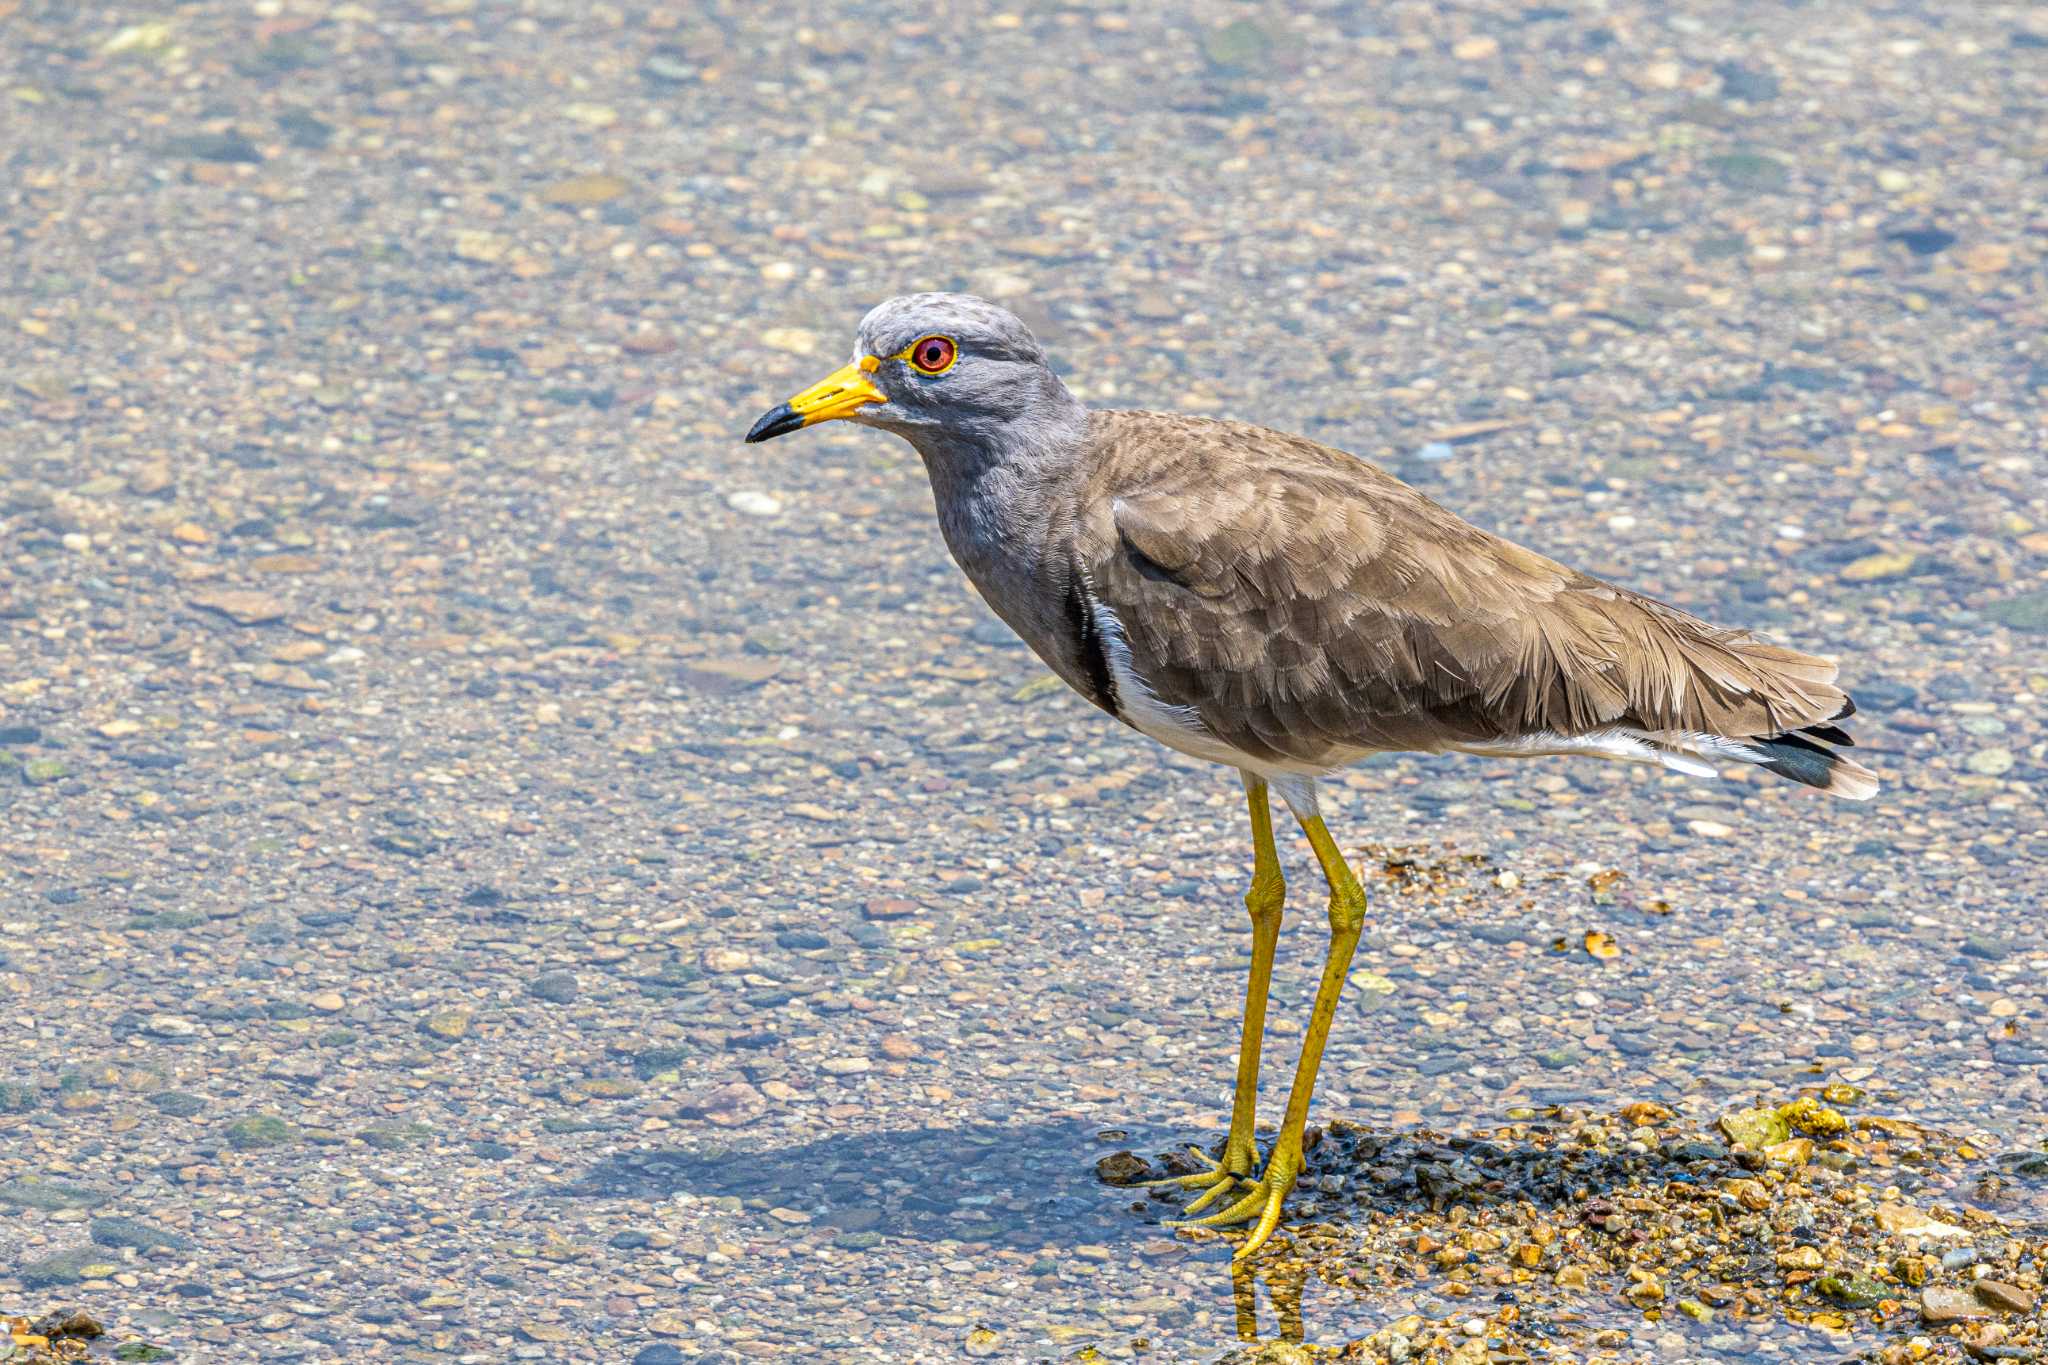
[744,355,885,443]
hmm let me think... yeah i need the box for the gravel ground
[1,0,2044,1361]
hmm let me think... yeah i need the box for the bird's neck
[902,373,1090,490]
[905,381,1089,590]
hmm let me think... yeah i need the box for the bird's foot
[1165,1144,1302,1261]
[1140,1144,1256,1215]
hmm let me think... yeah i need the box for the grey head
[743,293,1084,459]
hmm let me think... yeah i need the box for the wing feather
[1077,411,1853,768]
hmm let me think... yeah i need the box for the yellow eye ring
[901,334,958,376]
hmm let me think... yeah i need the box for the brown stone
[679,1081,766,1128]
[1922,1286,1989,1324]
[190,588,287,626]
[1974,1279,2037,1314]
[677,657,779,694]
[862,898,917,921]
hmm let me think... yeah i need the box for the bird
[743,292,1876,1261]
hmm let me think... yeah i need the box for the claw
[1231,1178,1291,1260]
[1138,1147,1225,1189]
[1179,1174,1242,1215]
[1140,1146,1256,1214]
[1166,1177,1270,1230]
[1166,1150,1302,1260]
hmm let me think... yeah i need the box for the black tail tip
[1752,732,1878,801]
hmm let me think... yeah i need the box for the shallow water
[0,0,2043,1360]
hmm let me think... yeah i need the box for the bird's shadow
[558,1112,1763,1250]
[562,1118,1192,1249]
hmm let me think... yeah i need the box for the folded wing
[1076,412,1874,798]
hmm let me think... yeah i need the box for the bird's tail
[1655,699,1878,800]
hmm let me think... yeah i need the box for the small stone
[91,1216,190,1251]
[1974,1280,2036,1314]
[820,1056,871,1075]
[22,757,67,785]
[678,1081,765,1127]
[863,898,917,920]
[758,328,817,357]
[702,947,751,974]
[162,130,261,164]
[224,1116,296,1150]
[1203,19,1274,70]
[308,991,344,1013]
[1840,551,1917,582]
[646,1309,690,1336]
[1777,1246,1824,1271]
[516,1323,572,1343]
[20,1246,121,1286]
[31,1310,103,1341]
[420,1008,472,1040]
[1452,35,1499,60]
[1985,590,2048,633]
[633,1347,684,1365]
[0,1177,109,1212]
[1720,1108,1790,1150]
[1819,1273,1888,1308]
[143,1014,199,1039]
[1876,1202,1971,1241]
[1960,243,2013,274]
[1763,1136,1813,1165]
[527,971,578,1003]
[1922,1286,1989,1324]
[726,490,783,518]
[453,230,511,264]
[1961,934,2012,961]
[963,1328,1002,1357]
[1095,1151,1153,1185]
[189,588,287,626]
[1965,748,2014,777]
[542,173,631,206]
[1710,152,1790,191]
[677,657,780,694]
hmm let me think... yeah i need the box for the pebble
[90,1216,190,1251]
[725,490,784,518]
[1922,1286,1990,1324]
[1975,1280,2038,1315]
[526,971,579,1003]
[419,1008,472,1040]
[1965,747,2014,776]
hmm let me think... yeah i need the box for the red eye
[909,335,956,374]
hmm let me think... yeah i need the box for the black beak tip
[744,404,803,444]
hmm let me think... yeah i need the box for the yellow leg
[1173,808,1365,1261]
[1145,774,1285,1213]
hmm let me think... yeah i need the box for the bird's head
[744,293,1063,447]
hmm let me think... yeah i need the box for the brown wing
[1076,411,1852,770]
